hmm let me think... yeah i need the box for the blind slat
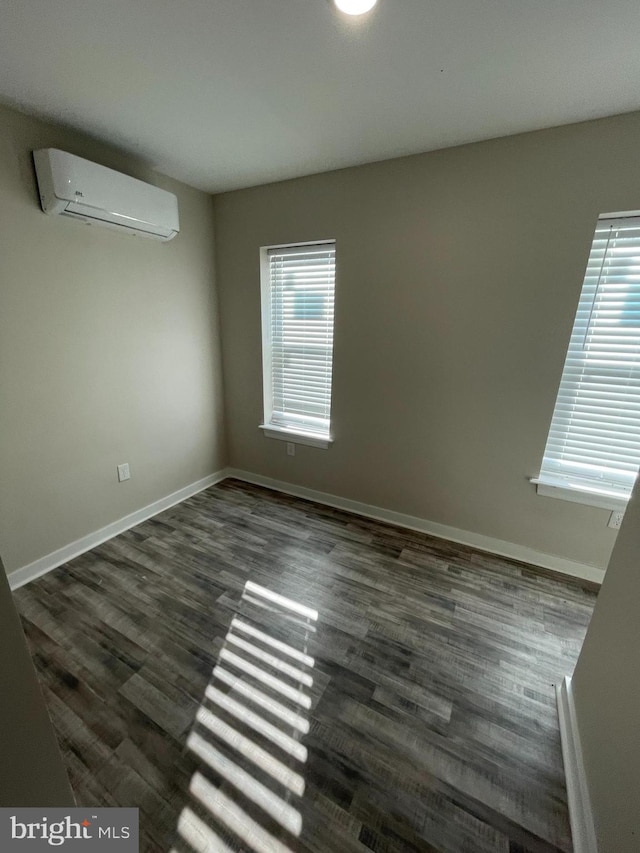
[264,243,336,436]
[540,217,640,496]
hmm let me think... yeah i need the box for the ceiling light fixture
[333,0,378,16]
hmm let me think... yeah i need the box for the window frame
[259,239,336,450]
[533,210,640,511]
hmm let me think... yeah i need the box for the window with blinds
[538,215,640,502]
[260,242,336,445]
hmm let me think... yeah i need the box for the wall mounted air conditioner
[33,148,179,241]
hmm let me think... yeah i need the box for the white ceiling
[1,0,640,193]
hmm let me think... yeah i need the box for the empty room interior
[1,1,640,852]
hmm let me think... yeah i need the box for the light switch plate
[117,463,131,482]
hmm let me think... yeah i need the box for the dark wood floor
[13,479,596,853]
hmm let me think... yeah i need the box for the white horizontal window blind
[539,215,640,500]
[263,243,336,438]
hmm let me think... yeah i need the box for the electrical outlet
[117,462,131,482]
[286,442,295,457]
[608,510,624,530]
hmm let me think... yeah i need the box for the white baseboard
[556,677,598,853]
[8,469,230,590]
[226,468,605,585]
[9,466,604,591]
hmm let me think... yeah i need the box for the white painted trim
[226,469,605,584]
[556,677,598,853]
[531,478,627,512]
[259,425,333,449]
[9,465,605,592]
[8,469,230,590]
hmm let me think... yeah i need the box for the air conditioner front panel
[33,149,179,240]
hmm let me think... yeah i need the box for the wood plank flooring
[13,479,596,853]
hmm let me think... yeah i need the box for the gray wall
[571,483,640,851]
[214,111,640,570]
[0,103,225,575]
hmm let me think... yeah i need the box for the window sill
[259,424,333,450]
[530,476,629,511]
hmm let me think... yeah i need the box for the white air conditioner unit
[33,148,179,241]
